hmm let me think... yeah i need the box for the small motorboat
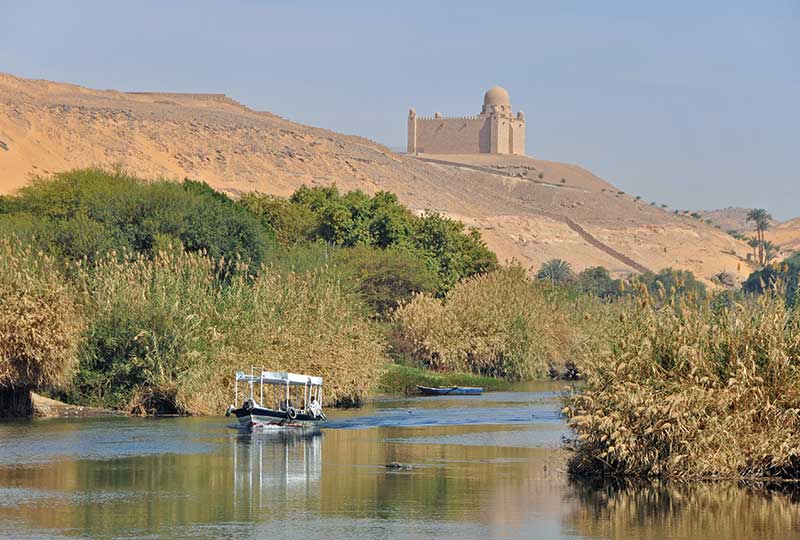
[226,369,326,430]
[417,385,483,396]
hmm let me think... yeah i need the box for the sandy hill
[698,207,799,256]
[0,72,757,286]
[767,219,800,254]
[697,207,767,232]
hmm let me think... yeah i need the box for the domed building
[407,86,525,155]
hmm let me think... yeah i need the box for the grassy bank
[375,364,511,395]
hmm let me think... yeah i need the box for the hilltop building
[407,86,525,155]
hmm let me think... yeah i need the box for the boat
[226,369,326,430]
[416,385,483,396]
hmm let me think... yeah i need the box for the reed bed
[393,265,608,380]
[564,287,800,480]
[70,249,385,414]
[0,237,84,389]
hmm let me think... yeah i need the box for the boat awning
[235,370,323,386]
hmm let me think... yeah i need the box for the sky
[1,1,797,219]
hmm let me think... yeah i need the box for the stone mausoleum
[407,86,525,155]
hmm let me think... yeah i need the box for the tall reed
[0,237,84,389]
[70,248,385,414]
[393,265,608,380]
[564,287,800,479]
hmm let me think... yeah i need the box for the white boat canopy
[236,370,323,387]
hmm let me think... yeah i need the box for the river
[0,382,797,539]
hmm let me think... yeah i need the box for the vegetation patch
[563,289,800,480]
[393,265,611,380]
[0,237,84,391]
[59,249,385,414]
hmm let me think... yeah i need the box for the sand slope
[0,72,763,285]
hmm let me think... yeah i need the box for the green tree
[239,192,317,245]
[574,266,622,299]
[0,168,275,270]
[743,252,800,306]
[413,212,497,293]
[335,245,438,317]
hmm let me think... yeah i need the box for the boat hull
[231,406,323,430]
[416,385,483,396]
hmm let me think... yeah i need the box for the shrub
[575,267,624,299]
[394,265,593,380]
[239,192,317,245]
[537,259,576,284]
[637,268,706,302]
[262,186,496,293]
[564,290,800,479]
[743,253,800,306]
[64,248,385,414]
[334,245,438,317]
[1,168,275,268]
[0,238,84,389]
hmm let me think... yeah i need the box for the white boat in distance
[226,369,326,430]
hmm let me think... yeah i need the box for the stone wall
[407,109,526,155]
[412,117,489,154]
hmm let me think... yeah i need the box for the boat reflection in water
[232,429,323,510]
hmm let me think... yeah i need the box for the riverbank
[0,388,116,418]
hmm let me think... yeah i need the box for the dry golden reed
[564,286,800,480]
[76,249,384,414]
[0,237,84,389]
[393,265,605,380]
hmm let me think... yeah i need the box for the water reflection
[0,385,798,539]
[232,431,322,509]
[564,479,800,540]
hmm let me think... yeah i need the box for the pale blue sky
[2,1,797,218]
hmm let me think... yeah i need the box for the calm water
[0,382,798,539]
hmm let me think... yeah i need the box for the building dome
[483,86,510,106]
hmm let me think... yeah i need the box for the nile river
[0,382,797,539]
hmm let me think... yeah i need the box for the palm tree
[762,240,779,263]
[537,259,575,284]
[746,208,773,265]
[747,237,760,262]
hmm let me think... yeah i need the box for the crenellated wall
[407,89,526,155]
[411,116,489,154]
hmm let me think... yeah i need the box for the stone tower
[407,86,525,155]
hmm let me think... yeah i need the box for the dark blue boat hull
[417,385,483,396]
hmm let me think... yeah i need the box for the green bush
[574,266,624,299]
[1,168,276,268]
[333,245,438,317]
[244,186,496,294]
[239,192,317,245]
[743,253,800,306]
[637,268,707,302]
